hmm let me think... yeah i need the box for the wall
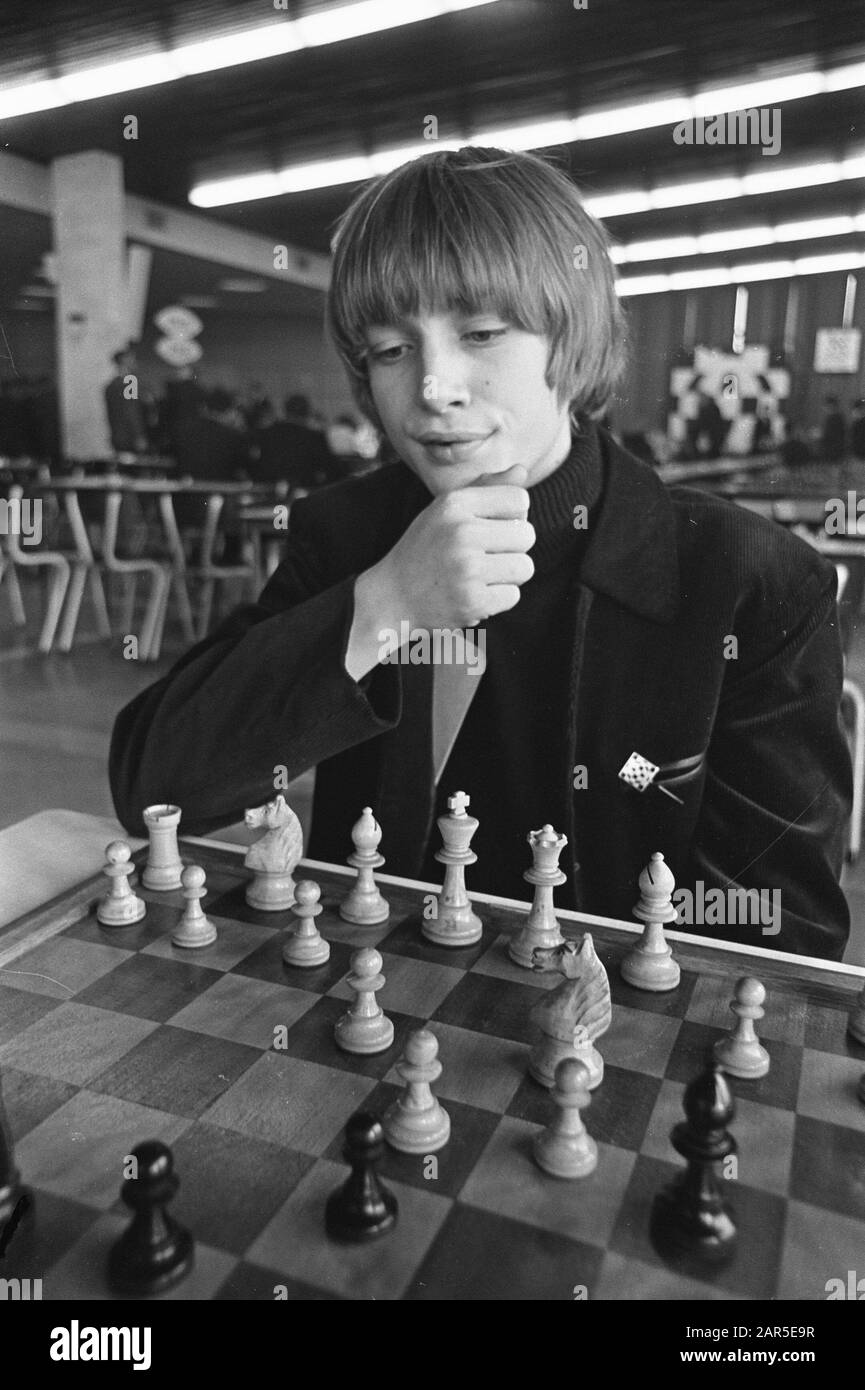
[616,270,865,435]
[0,308,55,381]
[137,309,357,423]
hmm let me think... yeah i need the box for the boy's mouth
[417,433,492,461]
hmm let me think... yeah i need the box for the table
[0,811,862,1301]
[658,455,778,485]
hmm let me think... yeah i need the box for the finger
[475,464,529,489]
[479,552,535,585]
[475,518,536,554]
[483,583,523,617]
[459,485,531,519]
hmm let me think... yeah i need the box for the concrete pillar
[52,152,127,459]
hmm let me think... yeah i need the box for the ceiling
[1,0,863,274]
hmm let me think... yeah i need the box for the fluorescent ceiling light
[610,212,865,264]
[186,52,865,206]
[295,0,487,47]
[0,1,500,118]
[587,151,865,220]
[618,249,865,295]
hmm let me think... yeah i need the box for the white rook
[142,804,183,891]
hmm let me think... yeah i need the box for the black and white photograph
[0,0,864,1335]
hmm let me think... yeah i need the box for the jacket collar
[579,428,680,623]
[391,426,680,623]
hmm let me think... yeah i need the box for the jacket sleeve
[692,560,852,959]
[109,498,401,837]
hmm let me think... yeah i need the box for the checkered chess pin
[618,752,683,805]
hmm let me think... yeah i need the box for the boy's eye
[367,343,409,363]
[464,327,508,345]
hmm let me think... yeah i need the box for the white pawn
[532,1057,598,1179]
[509,825,567,969]
[334,947,394,1055]
[171,864,217,948]
[621,851,680,991]
[572,1022,604,1090]
[339,808,389,925]
[283,880,330,967]
[713,977,770,1079]
[98,840,146,927]
[848,981,865,1045]
[529,1020,603,1091]
[383,1029,450,1154]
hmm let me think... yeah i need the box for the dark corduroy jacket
[110,429,852,959]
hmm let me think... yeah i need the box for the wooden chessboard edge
[0,870,105,969]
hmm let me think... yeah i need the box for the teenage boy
[111,146,851,959]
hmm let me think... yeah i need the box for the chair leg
[56,563,87,653]
[1,556,27,626]
[149,579,169,658]
[173,567,196,643]
[844,678,865,863]
[139,567,170,662]
[119,573,138,636]
[37,559,71,654]
[87,567,112,639]
[196,577,216,641]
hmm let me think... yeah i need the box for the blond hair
[327,145,627,429]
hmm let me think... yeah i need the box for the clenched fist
[345,465,535,680]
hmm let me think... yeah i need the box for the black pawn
[650,1060,737,1264]
[107,1141,194,1295]
[326,1112,398,1243]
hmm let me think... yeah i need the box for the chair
[54,485,112,652]
[193,492,257,638]
[101,487,170,661]
[798,535,865,861]
[1,484,70,653]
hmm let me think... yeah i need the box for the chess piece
[334,947,394,1054]
[107,1140,194,1294]
[848,981,865,1045]
[714,977,770,1079]
[97,840,146,927]
[423,790,483,947]
[244,795,303,911]
[621,852,680,991]
[650,1061,737,1264]
[283,879,330,967]
[509,825,567,969]
[171,865,217,948]
[0,1077,32,1235]
[532,1057,598,1178]
[528,935,610,1089]
[141,803,183,891]
[383,1029,450,1154]
[325,1112,398,1242]
[339,807,389,925]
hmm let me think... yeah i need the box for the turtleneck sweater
[418,425,604,904]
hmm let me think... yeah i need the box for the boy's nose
[415,351,471,411]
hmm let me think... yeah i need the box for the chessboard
[1,835,864,1302]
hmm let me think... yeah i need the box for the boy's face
[363,308,573,494]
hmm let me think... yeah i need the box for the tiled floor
[1,568,864,963]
